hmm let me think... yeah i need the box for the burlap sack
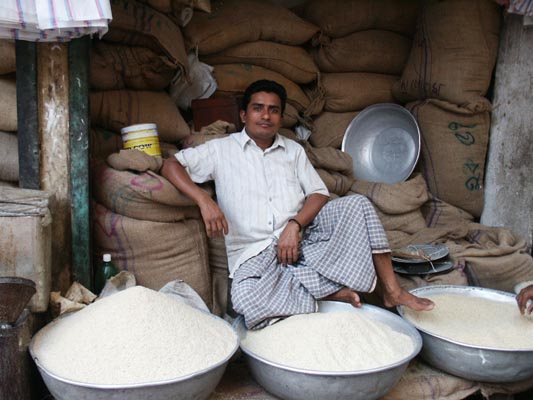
[0,77,17,132]
[309,111,358,149]
[406,99,490,217]
[183,0,318,55]
[0,131,18,182]
[316,169,354,196]
[393,0,501,112]
[90,41,177,91]
[311,30,411,75]
[93,201,213,307]
[304,144,353,177]
[213,64,310,112]
[137,0,211,13]
[282,103,300,128]
[318,73,398,113]
[383,359,479,400]
[90,128,124,160]
[105,0,188,75]
[422,194,475,229]
[92,161,204,222]
[181,133,228,148]
[303,0,421,38]
[106,149,163,172]
[208,237,229,317]
[90,90,190,142]
[0,40,16,75]
[202,41,319,84]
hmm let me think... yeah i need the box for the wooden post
[37,43,72,292]
[69,37,92,289]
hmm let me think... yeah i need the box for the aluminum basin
[235,301,422,400]
[398,285,533,383]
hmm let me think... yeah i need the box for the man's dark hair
[241,79,287,114]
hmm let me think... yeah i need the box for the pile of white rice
[31,286,238,385]
[242,310,415,372]
[403,293,533,349]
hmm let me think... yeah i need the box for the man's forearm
[292,193,329,229]
[160,157,211,206]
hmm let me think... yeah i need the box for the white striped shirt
[175,129,329,277]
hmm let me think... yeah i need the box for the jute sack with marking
[90,90,190,141]
[303,0,420,38]
[393,0,501,112]
[0,40,15,75]
[311,30,411,75]
[0,131,17,182]
[183,0,318,55]
[90,41,177,91]
[92,160,206,223]
[309,111,358,149]
[406,99,490,217]
[422,193,474,229]
[317,73,398,113]
[0,77,17,132]
[202,41,319,84]
[93,201,213,308]
[105,0,188,75]
[212,64,311,113]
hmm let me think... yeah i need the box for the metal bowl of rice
[234,301,422,400]
[398,285,533,383]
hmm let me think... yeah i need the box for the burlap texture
[0,131,18,182]
[316,169,354,197]
[208,237,229,317]
[309,111,358,149]
[318,72,398,113]
[422,193,475,229]
[137,0,211,13]
[93,201,213,308]
[104,0,188,75]
[311,30,411,75]
[392,0,501,112]
[181,133,228,148]
[183,0,318,55]
[282,103,300,128]
[303,0,420,38]
[92,160,206,222]
[0,77,17,132]
[407,99,490,217]
[90,41,177,91]
[202,41,319,84]
[90,128,124,160]
[90,90,190,142]
[0,40,16,75]
[304,143,354,177]
[107,149,163,173]
[213,64,310,112]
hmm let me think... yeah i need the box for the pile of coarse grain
[403,293,533,349]
[242,311,415,372]
[31,286,238,385]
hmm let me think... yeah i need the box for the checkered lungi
[231,194,390,329]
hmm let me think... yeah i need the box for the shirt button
[268,221,272,225]
[269,197,272,202]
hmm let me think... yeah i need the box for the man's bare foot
[383,288,434,311]
[322,288,361,308]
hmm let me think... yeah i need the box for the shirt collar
[235,128,286,151]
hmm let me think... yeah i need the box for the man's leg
[372,252,434,311]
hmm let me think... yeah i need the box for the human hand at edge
[517,285,533,315]
[198,196,228,238]
[277,221,301,266]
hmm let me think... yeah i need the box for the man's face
[240,91,283,146]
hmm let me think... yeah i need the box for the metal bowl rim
[0,276,37,288]
[397,284,533,352]
[236,302,422,376]
[340,103,421,183]
[29,312,240,389]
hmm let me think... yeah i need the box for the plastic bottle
[94,254,118,294]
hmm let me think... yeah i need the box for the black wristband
[289,218,303,232]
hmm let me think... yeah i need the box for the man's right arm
[161,157,228,238]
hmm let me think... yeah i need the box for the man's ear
[240,109,246,123]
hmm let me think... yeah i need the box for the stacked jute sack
[183,0,321,123]
[89,0,196,160]
[0,40,18,188]
[350,174,533,400]
[303,0,420,149]
[395,0,502,218]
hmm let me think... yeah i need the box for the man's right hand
[198,195,228,238]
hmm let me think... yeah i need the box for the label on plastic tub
[121,123,162,158]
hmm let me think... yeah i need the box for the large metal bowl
[398,285,533,383]
[29,313,239,400]
[341,103,420,184]
[234,301,422,400]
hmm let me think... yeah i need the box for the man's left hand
[277,222,300,266]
